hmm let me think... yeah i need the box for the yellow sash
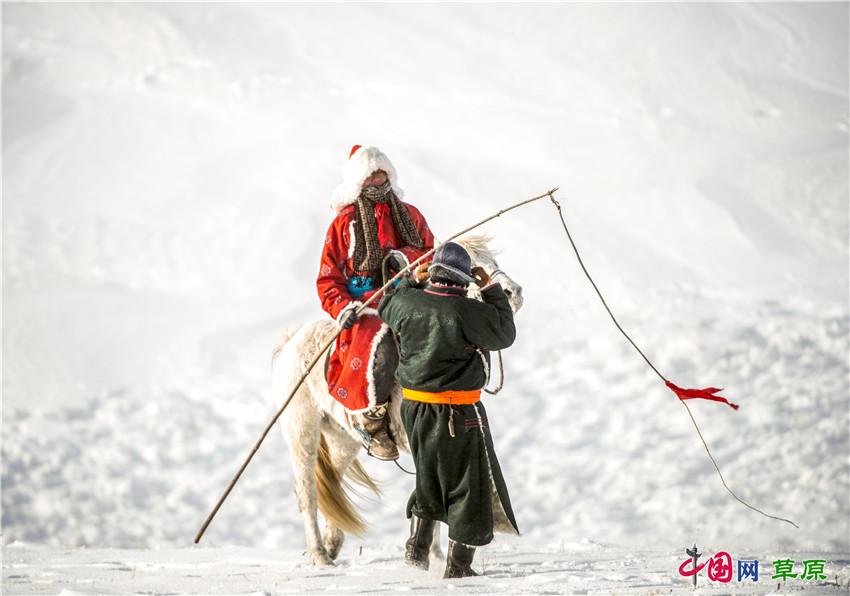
[402,387,481,405]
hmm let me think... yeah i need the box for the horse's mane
[455,233,500,263]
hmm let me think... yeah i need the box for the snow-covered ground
[4,544,850,595]
[3,3,848,594]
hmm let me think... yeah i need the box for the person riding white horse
[316,145,435,460]
[275,234,523,566]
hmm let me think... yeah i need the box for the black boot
[404,515,436,570]
[443,540,478,578]
[359,404,399,461]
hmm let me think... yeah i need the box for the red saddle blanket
[325,313,389,412]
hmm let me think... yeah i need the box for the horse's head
[456,234,524,313]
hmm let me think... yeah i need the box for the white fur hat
[330,145,405,213]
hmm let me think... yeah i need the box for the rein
[484,351,504,395]
[479,267,508,396]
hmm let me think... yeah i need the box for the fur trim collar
[330,146,405,213]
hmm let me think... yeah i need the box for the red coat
[317,201,435,320]
[317,200,435,411]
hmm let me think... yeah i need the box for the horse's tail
[316,435,381,536]
[347,458,381,495]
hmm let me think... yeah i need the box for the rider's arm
[316,210,355,321]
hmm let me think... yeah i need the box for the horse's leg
[284,399,333,566]
[385,384,410,454]
[318,422,362,560]
[429,524,444,561]
[323,524,345,562]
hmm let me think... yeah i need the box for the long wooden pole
[193,187,559,544]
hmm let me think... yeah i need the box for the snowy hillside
[3,3,848,593]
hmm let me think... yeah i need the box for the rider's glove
[383,251,408,276]
[338,307,359,330]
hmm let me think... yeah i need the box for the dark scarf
[353,180,423,274]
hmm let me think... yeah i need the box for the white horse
[271,235,524,566]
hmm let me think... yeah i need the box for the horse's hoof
[322,528,345,561]
[308,549,335,566]
[324,540,343,561]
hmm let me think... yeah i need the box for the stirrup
[354,426,373,448]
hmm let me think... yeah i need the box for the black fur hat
[428,242,474,285]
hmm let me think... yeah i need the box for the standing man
[378,242,519,578]
[317,145,435,461]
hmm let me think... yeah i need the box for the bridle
[482,267,511,396]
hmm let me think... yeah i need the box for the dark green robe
[379,279,519,546]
